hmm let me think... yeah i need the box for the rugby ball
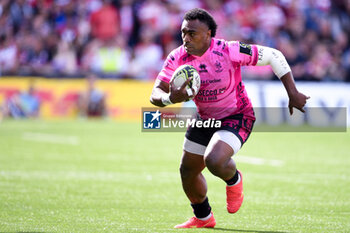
[170,64,200,99]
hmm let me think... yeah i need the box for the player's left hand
[169,78,194,103]
[288,92,310,115]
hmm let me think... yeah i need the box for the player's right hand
[169,78,194,103]
[288,92,310,115]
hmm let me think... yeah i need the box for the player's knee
[179,163,194,180]
[204,152,223,174]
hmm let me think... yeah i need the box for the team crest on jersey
[215,61,223,73]
[239,42,252,56]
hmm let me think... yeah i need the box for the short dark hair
[184,8,217,37]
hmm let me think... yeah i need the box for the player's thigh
[204,130,238,167]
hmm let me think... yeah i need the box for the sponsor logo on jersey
[239,42,252,56]
[199,64,208,73]
[212,50,223,56]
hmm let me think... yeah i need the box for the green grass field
[0,120,349,233]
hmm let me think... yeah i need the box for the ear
[207,29,212,38]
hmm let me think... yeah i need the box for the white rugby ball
[170,64,200,99]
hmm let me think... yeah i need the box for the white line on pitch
[236,155,284,167]
[21,132,79,145]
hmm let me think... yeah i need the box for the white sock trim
[197,212,212,221]
[227,172,241,187]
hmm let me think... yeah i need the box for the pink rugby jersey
[157,38,258,120]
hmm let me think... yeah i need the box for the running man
[150,8,309,228]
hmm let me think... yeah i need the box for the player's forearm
[256,45,300,96]
[280,72,299,98]
[150,89,166,107]
[150,88,173,107]
[150,79,172,107]
[281,71,310,114]
[256,45,309,111]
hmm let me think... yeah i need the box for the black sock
[225,170,239,186]
[191,197,211,219]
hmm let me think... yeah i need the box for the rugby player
[150,8,309,228]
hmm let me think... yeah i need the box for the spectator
[8,0,33,34]
[90,0,119,41]
[119,0,136,47]
[52,41,78,76]
[17,32,50,76]
[85,36,130,77]
[305,43,333,81]
[0,33,18,75]
[77,73,107,117]
[2,82,40,119]
[138,0,168,34]
[129,26,163,80]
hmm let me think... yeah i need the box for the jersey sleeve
[156,52,177,83]
[227,41,258,66]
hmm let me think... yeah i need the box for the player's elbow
[258,46,291,79]
[257,46,283,66]
[149,94,155,104]
[149,96,156,106]
[272,48,285,61]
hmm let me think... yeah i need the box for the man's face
[181,19,211,56]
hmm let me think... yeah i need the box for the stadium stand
[0,0,349,81]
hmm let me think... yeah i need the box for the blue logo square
[143,110,161,129]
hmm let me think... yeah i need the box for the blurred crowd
[0,0,349,81]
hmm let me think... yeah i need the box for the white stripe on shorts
[183,130,242,156]
[183,138,207,155]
